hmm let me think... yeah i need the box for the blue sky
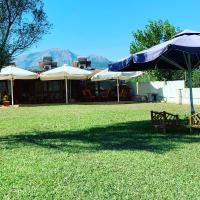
[28,0,200,61]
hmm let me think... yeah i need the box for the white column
[136,82,139,95]
[177,89,182,105]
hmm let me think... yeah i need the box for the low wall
[180,88,200,104]
[128,80,200,105]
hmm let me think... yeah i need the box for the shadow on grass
[0,120,199,154]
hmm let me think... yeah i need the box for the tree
[130,20,184,81]
[0,0,51,68]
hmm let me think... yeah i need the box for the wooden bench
[151,111,180,133]
[189,112,200,132]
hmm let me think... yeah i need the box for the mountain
[87,55,111,69]
[15,48,110,70]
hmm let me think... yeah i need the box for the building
[0,57,95,104]
[73,57,92,69]
[0,57,124,104]
[39,56,58,71]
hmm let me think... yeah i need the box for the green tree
[191,69,200,87]
[0,0,51,68]
[130,20,184,81]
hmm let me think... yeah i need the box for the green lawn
[0,103,200,200]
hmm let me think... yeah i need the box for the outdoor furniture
[101,89,112,101]
[91,68,143,103]
[151,110,180,133]
[40,64,92,104]
[132,95,148,102]
[119,85,130,100]
[0,65,37,105]
[109,30,200,114]
[189,112,200,132]
[147,93,157,102]
[82,89,96,101]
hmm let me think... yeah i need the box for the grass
[0,103,200,199]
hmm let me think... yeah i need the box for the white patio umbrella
[91,68,143,102]
[40,64,92,103]
[0,65,38,105]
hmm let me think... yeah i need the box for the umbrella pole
[70,80,72,100]
[65,78,68,104]
[11,79,14,106]
[188,55,195,114]
[117,79,120,103]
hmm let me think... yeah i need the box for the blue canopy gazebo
[109,30,200,114]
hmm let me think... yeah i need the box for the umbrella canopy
[40,64,92,103]
[0,65,37,106]
[109,30,200,114]
[0,65,37,80]
[91,68,143,81]
[40,64,92,81]
[109,30,200,72]
[91,68,143,103]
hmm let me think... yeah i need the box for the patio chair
[189,112,200,132]
[82,89,96,101]
[101,89,113,101]
[119,86,130,100]
[151,110,180,133]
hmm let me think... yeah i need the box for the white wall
[128,80,200,105]
[181,88,200,104]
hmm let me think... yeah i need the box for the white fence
[128,80,200,105]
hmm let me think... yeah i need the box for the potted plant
[2,94,10,106]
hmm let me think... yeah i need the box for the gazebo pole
[10,79,14,106]
[188,54,195,114]
[65,78,68,104]
[117,78,120,103]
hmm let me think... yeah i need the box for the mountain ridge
[15,48,111,69]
